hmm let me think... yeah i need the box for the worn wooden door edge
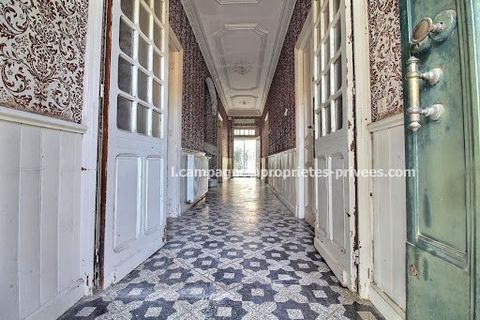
[80,0,107,294]
[351,0,374,300]
[94,0,114,290]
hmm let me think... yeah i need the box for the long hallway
[61,179,382,320]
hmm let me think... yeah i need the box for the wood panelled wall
[0,110,86,320]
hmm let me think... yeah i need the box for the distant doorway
[233,138,257,176]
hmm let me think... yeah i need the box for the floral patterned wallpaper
[170,0,218,152]
[368,0,404,121]
[261,0,311,156]
[0,0,89,123]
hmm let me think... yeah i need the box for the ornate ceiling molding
[180,0,297,116]
[231,95,258,109]
[214,24,268,91]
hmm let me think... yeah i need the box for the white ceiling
[181,0,297,117]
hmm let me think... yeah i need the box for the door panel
[312,0,356,290]
[401,0,478,318]
[103,0,169,287]
[114,156,141,252]
[145,157,163,234]
[316,156,328,237]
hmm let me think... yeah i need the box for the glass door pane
[233,139,257,176]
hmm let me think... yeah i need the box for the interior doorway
[295,8,315,227]
[167,30,183,218]
[233,138,258,177]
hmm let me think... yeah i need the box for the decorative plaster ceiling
[181,0,297,117]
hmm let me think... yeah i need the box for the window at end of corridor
[234,128,256,136]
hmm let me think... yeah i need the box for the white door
[103,0,169,287]
[312,0,357,290]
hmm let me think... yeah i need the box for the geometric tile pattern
[61,179,384,319]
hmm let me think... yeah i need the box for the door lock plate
[411,10,457,54]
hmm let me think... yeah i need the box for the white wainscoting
[368,114,406,320]
[0,108,87,320]
[267,149,296,213]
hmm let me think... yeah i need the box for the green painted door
[400,1,480,319]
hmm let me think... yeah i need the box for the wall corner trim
[0,106,87,134]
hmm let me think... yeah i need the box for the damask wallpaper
[170,0,219,152]
[0,0,89,123]
[368,0,404,121]
[261,0,311,156]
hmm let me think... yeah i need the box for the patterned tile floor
[61,178,383,320]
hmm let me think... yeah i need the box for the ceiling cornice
[256,0,296,115]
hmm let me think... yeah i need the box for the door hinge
[353,249,360,265]
[95,247,100,264]
[93,247,100,286]
[100,83,105,98]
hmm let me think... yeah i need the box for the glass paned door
[102,0,169,288]
[234,139,257,176]
[312,0,357,291]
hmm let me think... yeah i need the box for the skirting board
[181,193,207,214]
[267,183,296,215]
[25,280,84,320]
[370,284,405,320]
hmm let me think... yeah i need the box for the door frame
[350,1,407,316]
[80,0,106,294]
[217,113,224,183]
[294,7,312,220]
[167,29,184,218]
[470,0,480,315]
[262,113,269,183]
[95,0,114,289]
[350,0,374,300]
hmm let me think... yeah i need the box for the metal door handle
[406,57,444,132]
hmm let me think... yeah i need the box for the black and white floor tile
[61,179,383,320]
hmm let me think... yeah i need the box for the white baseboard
[25,280,85,320]
[370,284,405,320]
[267,184,296,214]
